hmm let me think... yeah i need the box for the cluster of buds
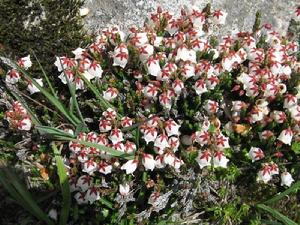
[5,101,32,131]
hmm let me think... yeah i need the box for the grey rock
[84,0,299,35]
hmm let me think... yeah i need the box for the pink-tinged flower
[196,150,212,169]
[157,69,171,81]
[249,147,264,162]
[204,100,219,115]
[102,108,117,120]
[124,141,136,154]
[191,9,206,28]
[242,36,256,52]
[112,142,125,152]
[69,141,81,153]
[159,92,172,109]
[109,128,124,144]
[212,10,227,25]
[172,79,184,94]
[168,136,180,152]
[77,150,89,163]
[119,183,130,196]
[191,38,208,52]
[113,44,129,68]
[5,69,21,84]
[74,77,85,90]
[289,105,300,122]
[213,151,229,168]
[277,128,293,145]
[294,7,300,21]
[283,94,297,109]
[249,106,264,123]
[165,119,180,137]
[54,56,77,72]
[181,62,195,79]
[142,153,156,171]
[27,78,43,95]
[257,164,272,184]
[74,192,88,204]
[143,126,158,144]
[99,119,112,132]
[287,41,298,54]
[98,161,112,175]
[18,117,32,131]
[271,111,286,123]
[120,117,133,128]
[194,79,208,95]
[96,134,109,146]
[259,130,274,140]
[245,83,259,97]
[58,70,74,84]
[221,56,233,72]
[139,44,154,63]
[77,175,92,191]
[247,48,265,62]
[206,74,219,90]
[175,46,196,63]
[281,172,294,187]
[216,134,230,149]
[194,130,210,146]
[18,55,32,70]
[166,19,179,35]
[146,57,161,77]
[147,115,160,127]
[144,84,159,99]
[130,32,148,47]
[172,157,184,171]
[174,31,186,44]
[281,65,292,78]
[83,159,97,174]
[269,163,279,175]
[163,152,176,166]
[121,159,139,174]
[72,47,87,60]
[155,155,165,168]
[86,132,97,142]
[263,83,278,98]
[87,61,103,79]
[103,87,118,101]
[86,187,100,204]
[154,134,170,150]
[270,61,282,75]
[79,58,92,71]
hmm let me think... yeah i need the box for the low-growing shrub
[1,4,300,225]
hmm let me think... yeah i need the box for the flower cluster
[4,4,300,217]
[5,55,44,95]
[5,101,32,131]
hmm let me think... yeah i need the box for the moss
[0,0,89,74]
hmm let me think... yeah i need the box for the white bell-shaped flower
[121,159,138,174]
[281,172,294,187]
[196,150,212,169]
[27,78,43,95]
[142,153,156,171]
[277,128,293,145]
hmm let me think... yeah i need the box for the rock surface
[84,0,299,35]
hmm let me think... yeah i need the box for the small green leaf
[291,142,300,154]
[52,143,71,225]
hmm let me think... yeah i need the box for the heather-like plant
[2,4,300,225]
